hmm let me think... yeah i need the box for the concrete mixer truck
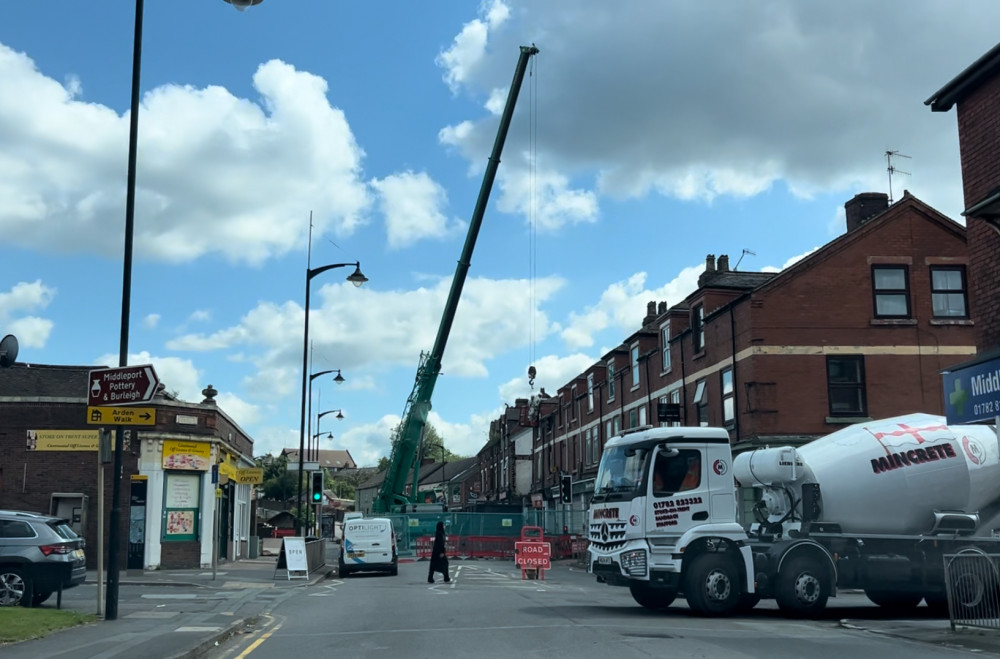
[587,413,1000,617]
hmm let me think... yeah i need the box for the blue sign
[942,355,1000,424]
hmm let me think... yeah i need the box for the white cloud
[188,309,211,323]
[371,171,458,249]
[0,281,56,349]
[435,1,1000,223]
[143,314,161,329]
[497,352,602,403]
[214,391,262,432]
[8,317,53,349]
[0,47,371,265]
[561,266,701,350]
[167,274,565,408]
[436,0,512,93]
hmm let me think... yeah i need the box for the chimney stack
[845,192,889,232]
[717,254,730,272]
[643,300,657,326]
[657,301,667,314]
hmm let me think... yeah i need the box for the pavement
[839,617,1000,655]
[0,542,343,659]
[5,550,1000,658]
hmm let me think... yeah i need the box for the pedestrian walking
[428,521,450,583]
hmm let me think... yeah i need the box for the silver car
[0,510,87,606]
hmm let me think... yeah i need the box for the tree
[255,454,299,505]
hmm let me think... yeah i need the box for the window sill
[660,368,672,377]
[692,350,706,361]
[630,384,641,393]
[870,318,916,326]
[826,416,873,424]
[930,318,973,326]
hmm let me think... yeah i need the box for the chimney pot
[717,254,730,272]
[845,192,889,232]
[657,301,667,314]
[705,254,716,272]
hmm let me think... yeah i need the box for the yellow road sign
[87,406,156,426]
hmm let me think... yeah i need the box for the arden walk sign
[89,365,160,406]
[87,406,156,426]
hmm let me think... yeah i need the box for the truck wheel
[775,555,829,618]
[629,582,676,610]
[864,589,922,610]
[684,553,740,616]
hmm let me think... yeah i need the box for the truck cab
[588,425,754,614]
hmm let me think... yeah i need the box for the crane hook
[528,365,536,388]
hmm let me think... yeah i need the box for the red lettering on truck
[871,442,958,474]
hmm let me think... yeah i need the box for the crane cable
[527,52,538,389]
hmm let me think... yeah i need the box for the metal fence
[382,510,588,555]
[943,549,1000,631]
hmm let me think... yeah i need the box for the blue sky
[1,1,997,465]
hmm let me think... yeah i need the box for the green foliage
[329,478,355,499]
[0,608,95,643]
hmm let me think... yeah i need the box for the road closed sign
[514,541,551,569]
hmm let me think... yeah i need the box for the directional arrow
[88,364,161,406]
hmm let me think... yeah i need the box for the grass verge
[0,607,96,645]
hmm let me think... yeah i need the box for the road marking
[235,615,283,659]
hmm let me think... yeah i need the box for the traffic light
[311,471,324,503]
[560,474,572,503]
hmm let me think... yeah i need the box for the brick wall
[957,73,1000,350]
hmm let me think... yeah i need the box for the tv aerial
[886,150,911,204]
[734,249,756,271]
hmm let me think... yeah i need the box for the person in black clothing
[428,521,450,583]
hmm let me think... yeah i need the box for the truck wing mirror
[657,446,679,457]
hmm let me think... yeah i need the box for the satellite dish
[0,334,18,367]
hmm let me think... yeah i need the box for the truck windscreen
[593,446,649,499]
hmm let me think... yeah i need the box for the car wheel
[32,591,52,606]
[0,567,30,607]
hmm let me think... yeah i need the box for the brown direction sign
[88,364,160,406]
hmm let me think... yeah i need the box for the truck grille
[589,520,627,551]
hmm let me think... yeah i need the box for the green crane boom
[374,45,539,513]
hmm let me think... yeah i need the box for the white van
[339,517,397,576]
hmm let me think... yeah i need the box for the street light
[223,0,264,10]
[295,262,367,534]
[106,0,262,623]
[311,408,344,462]
[306,368,344,463]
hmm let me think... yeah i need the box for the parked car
[0,510,87,606]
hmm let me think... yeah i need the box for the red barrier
[416,535,461,559]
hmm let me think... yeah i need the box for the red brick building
[487,192,974,513]
[926,41,1000,351]
[0,365,257,570]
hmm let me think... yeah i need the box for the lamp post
[312,408,343,462]
[295,263,366,534]
[106,0,262,623]
[307,368,344,463]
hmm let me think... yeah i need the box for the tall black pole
[106,0,144,622]
[295,269,311,535]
